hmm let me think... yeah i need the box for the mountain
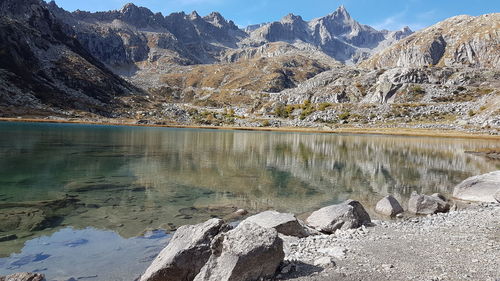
[362,14,500,69]
[46,3,412,68]
[0,0,141,117]
[47,1,248,68]
[245,6,414,64]
[1,1,498,132]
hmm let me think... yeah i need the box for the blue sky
[50,0,499,30]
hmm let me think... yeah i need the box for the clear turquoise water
[0,122,498,280]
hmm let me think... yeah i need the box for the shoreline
[1,117,500,141]
[282,202,500,281]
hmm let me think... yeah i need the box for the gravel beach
[279,203,500,281]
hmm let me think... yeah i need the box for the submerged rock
[375,195,404,217]
[453,171,500,203]
[193,222,284,281]
[408,192,450,215]
[243,210,311,238]
[140,218,229,281]
[0,234,17,242]
[0,272,45,281]
[306,200,371,234]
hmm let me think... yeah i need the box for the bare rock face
[193,222,284,281]
[306,200,371,234]
[243,210,311,238]
[140,218,228,281]
[375,195,404,217]
[248,6,413,64]
[0,273,45,281]
[453,171,500,203]
[408,192,450,215]
[363,14,500,69]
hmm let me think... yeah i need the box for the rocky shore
[2,173,499,281]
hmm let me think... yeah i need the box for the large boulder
[193,222,284,281]
[140,218,228,281]
[375,195,404,217]
[0,273,45,281]
[408,192,450,215]
[453,171,500,203]
[243,210,310,238]
[306,200,371,234]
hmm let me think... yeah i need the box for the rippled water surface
[0,122,498,280]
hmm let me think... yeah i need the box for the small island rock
[0,273,45,281]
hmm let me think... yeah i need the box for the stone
[280,264,293,274]
[306,200,371,234]
[243,210,310,238]
[223,209,249,221]
[495,190,500,203]
[314,257,336,267]
[193,222,284,281]
[452,171,500,203]
[318,247,347,259]
[2,273,45,281]
[375,195,404,217]
[234,209,248,216]
[431,193,447,201]
[382,264,394,271]
[408,192,450,215]
[140,218,228,281]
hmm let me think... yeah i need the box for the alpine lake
[0,122,498,280]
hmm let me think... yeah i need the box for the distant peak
[189,10,200,20]
[281,13,303,23]
[401,26,413,33]
[121,3,138,12]
[207,11,223,19]
[333,5,350,19]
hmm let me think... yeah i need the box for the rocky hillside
[362,13,500,69]
[0,0,143,117]
[0,1,498,134]
[47,1,248,67]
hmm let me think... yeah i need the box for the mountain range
[0,0,498,132]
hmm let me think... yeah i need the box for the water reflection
[0,227,169,280]
[0,122,498,259]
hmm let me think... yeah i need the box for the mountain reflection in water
[0,122,498,274]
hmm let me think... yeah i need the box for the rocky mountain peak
[401,26,412,33]
[330,5,351,21]
[189,11,201,20]
[120,3,139,13]
[280,13,304,24]
[118,3,168,28]
[204,11,239,30]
